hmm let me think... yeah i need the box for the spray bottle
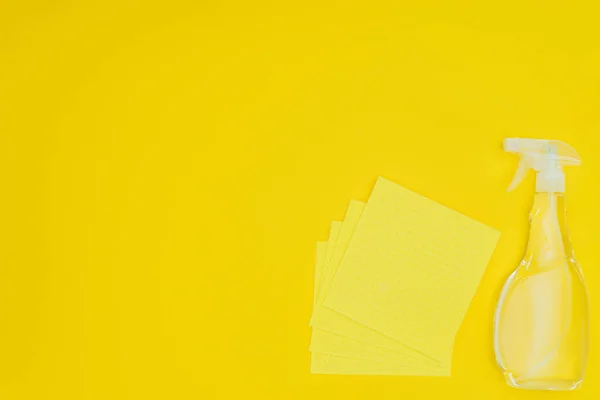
[494,138,589,390]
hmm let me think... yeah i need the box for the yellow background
[1,1,600,399]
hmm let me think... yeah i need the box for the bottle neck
[525,192,573,267]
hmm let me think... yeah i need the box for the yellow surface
[325,177,500,367]
[311,199,444,372]
[2,1,600,399]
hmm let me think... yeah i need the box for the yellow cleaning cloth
[310,240,445,375]
[324,220,342,271]
[316,201,365,306]
[310,201,445,374]
[324,177,501,366]
[313,242,328,305]
[310,352,448,376]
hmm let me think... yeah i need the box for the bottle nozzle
[504,138,519,153]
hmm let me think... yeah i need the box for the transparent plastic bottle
[495,138,589,391]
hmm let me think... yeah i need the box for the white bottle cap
[536,170,565,193]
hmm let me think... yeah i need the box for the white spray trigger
[504,138,581,193]
[507,156,533,192]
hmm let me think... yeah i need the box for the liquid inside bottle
[494,193,589,390]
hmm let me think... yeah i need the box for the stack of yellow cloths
[310,177,500,375]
